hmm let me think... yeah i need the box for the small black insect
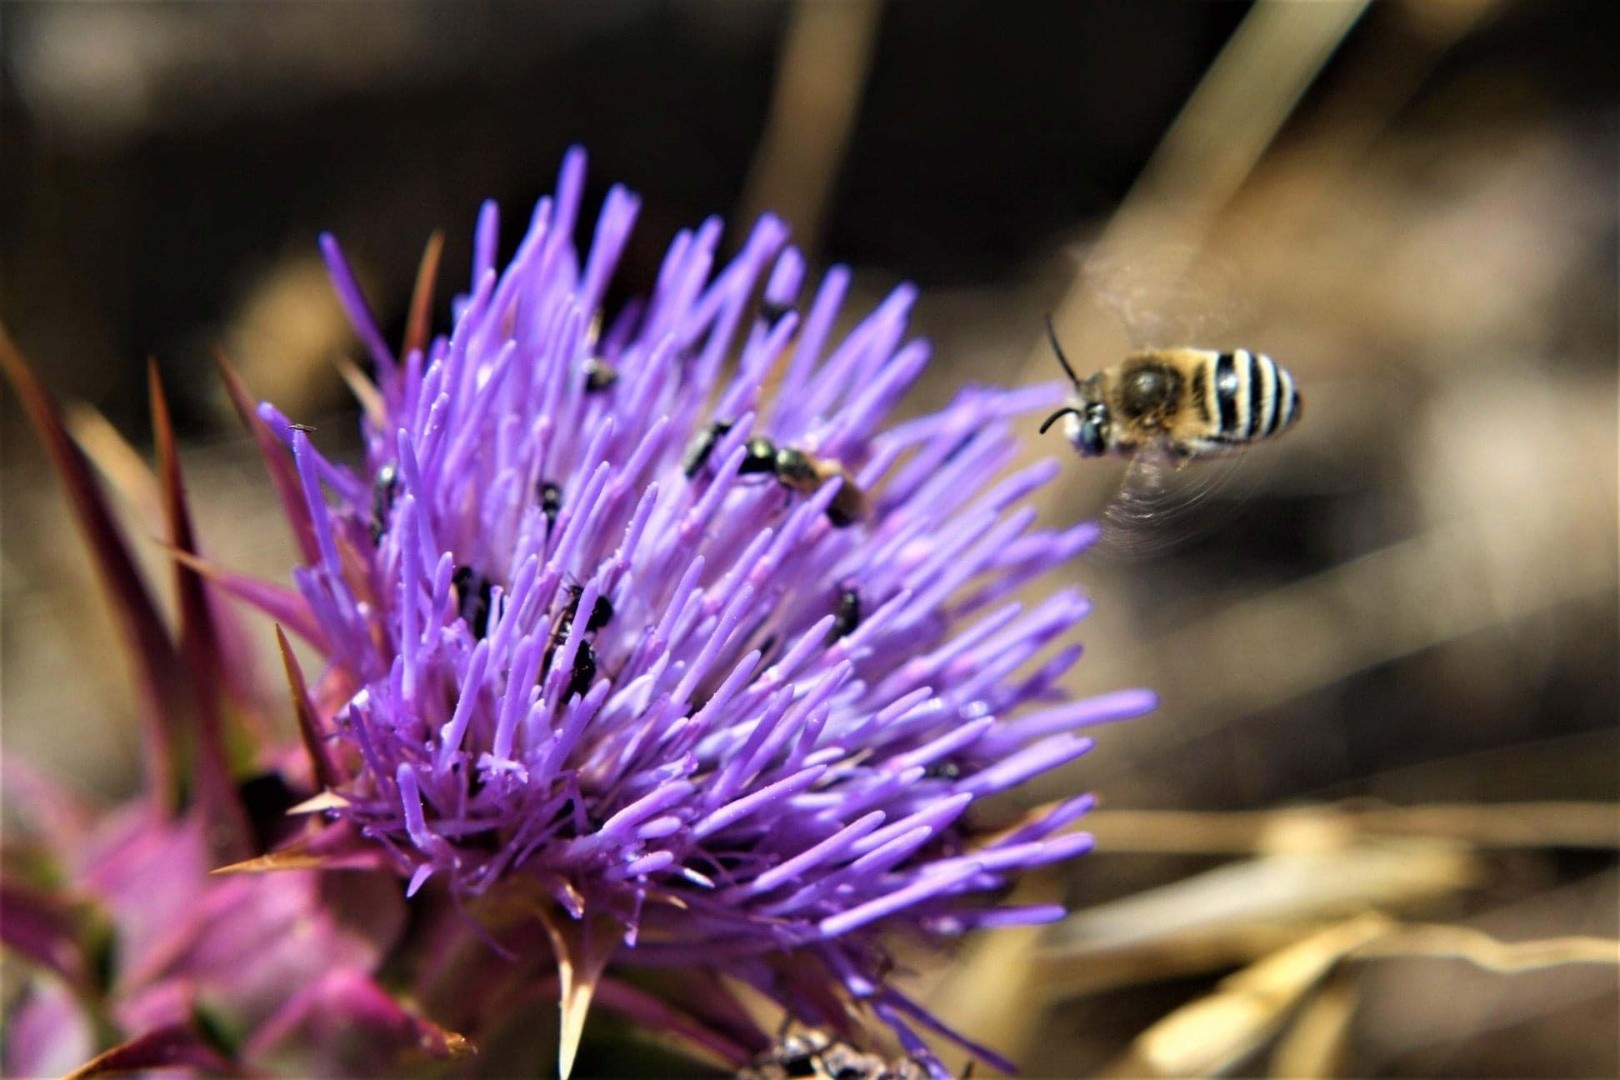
[686,422,866,528]
[827,586,861,643]
[452,565,494,639]
[370,463,400,543]
[558,582,613,634]
[538,480,563,532]
[771,446,819,488]
[582,357,618,393]
[568,639,598,699]
[759,298,796,326]
[740,436,780,475]
[586,594,613,632]
[771,447,865,528]
[683,419,735,477]
[823,490,863,529]
[539,584,613,696]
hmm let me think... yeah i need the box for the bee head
[1039,399,1110,456]
[1041,396,1111,455]
[1076,401,1110,456]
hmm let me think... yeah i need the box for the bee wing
[1082,247,1253,349]
[1096,439,1255,559]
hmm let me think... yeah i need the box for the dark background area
[2,1,1247,429]
[3,2,1616,1076]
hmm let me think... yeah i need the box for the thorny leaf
[403,230,446,361]
[212,345,322,566]
[276,626,344,791]
[150,361,253,864]
[0,323,185,811]
[59,1023,239,1080]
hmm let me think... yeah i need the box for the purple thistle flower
[271,148,1155,1075]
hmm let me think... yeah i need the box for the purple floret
[275,147,1155,1070]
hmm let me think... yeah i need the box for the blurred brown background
[2,2,1615,1077]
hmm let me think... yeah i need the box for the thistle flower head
[278,148,1154,1071]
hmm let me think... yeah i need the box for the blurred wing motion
[1095,437,1263,560]
[1084,246,1253,349]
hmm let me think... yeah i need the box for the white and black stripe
[1233,350,1254,438]
[1212,351,1239,439]
[1273,363,1300,432]
[1212,349,1298,443]
[1249,350,1275,436]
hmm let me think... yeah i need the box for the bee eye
[1079,418,1107,456]
[1073,402,1110,456]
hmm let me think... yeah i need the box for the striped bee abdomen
[1210,349,1299,444]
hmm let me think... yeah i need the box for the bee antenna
[1039,407,1081,435]
[1044,314,1082,385]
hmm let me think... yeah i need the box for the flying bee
[1038,313,1302,556]
[1038,317,1301,461]
[685,422,867,528]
